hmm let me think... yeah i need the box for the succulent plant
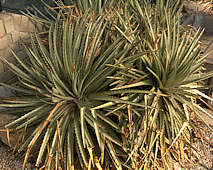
[0,0,213,169]
[105,0,213,168]
[0,11,136,169]
[23,0,125,28]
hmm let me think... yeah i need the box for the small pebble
[0,141,36,170]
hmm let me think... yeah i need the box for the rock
[0,86,18,147]
[0,141,34,170]
[0,114,18,147]
[181,3,213,106]
[0,86,14,98]
[181,13,195,26]
[193,12,205,29]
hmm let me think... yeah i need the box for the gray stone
[0,113,18,147]
[0,86,17,147]
[3,14,14,34]
[11,31,20,43]
[203,42,213,64]
[36,23,44,32]
[12,13,22,32]
[0,20,6,38]
[18,16,29,32]
[181,14,195,26]
[0,86,14,100]
[0,50,4,58]
[193,12,205,29]
[203,15,213,36]
[0,48,13,62]
[0,34,12,50]
[198,15,213,104]
[19,32,30,40]
[0,61,4,73]
[28,21,36,32]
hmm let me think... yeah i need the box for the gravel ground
[0,140,36,170]
[0,126,212,170]
[187,121,213,170]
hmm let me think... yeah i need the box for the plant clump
[0,0,213,169]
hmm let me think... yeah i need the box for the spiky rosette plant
[100,0,213,168]
[23,0,126,28]
[0,12,136,169]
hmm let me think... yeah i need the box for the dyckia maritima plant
[0,12,134,169]
[23,0,125,28]
[109,0,213,168]
[0,0,213,169]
